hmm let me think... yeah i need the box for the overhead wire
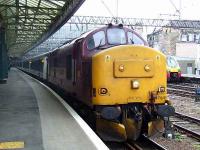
[99,0,118,23]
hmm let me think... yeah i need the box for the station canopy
[0,0,84,57]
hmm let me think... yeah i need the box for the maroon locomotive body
[47,25,146,107]
[21,24,175,141]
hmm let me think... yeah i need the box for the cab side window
[87,31,105,50]
[127,32,144,45]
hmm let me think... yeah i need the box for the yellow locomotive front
[90,25,174,141]
[92,45,166,105]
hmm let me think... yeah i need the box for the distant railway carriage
[20,24,175,141]
[167,56,181,82]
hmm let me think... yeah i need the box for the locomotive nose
[92,45,167,105]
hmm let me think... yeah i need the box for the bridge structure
[24,15,200,58]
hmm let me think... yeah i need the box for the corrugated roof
[0,0,85,57]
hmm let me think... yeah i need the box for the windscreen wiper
[130,38,135,44]
[96,39,104,50]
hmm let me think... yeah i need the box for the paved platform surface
[182,74,200,78]
[0,68,108,150]
[0,69,43,150]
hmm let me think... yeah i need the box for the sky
[75,0,200,20]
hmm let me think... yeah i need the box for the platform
[181,74,200,83]
[0,68,108,150]
[182,74,200,79]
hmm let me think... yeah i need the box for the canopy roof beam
[0,0,85,57]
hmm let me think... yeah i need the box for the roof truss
[0,0,85,57]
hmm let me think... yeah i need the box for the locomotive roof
[25,24,145,61]
[23,28,97,61]
[49,24,129,52]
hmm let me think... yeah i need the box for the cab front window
[128,32,144,45]
[167,57,179,68]
[107,28,126,45]
[87,31,106,50]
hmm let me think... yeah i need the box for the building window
[187,35,189,41]
[189,34,194,42]
[195,34,200,42]
[181,34,187,42]
[187,63,192,67]
[187,63,193,74]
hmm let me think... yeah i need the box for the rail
[173,112,200,141]
[126,135,167,150]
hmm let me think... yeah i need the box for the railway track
[167,83,197,98]
[167,87,195,98]
[105,135,167,150]
[168,83,197,91]
[126,135,167,150]
[172,112,200,141]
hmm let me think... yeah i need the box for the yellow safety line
[0,141,24,149]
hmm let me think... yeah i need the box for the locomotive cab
[85,25,175,141]
[20,24,175,142]
[167,56,181,82]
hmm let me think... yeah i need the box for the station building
[147,26,200,75]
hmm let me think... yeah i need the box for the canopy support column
[0,28,8,84]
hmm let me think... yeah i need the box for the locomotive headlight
[131,80,140,89]
[99,88,108,95]
[119,64,125,72]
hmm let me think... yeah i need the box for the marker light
[131,80,140,89]
[119,64,125,72]
[99,88,108,95]
[144,65,151,72]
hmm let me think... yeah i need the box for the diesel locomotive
[19,24,175,141]
[167,55,181,82]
